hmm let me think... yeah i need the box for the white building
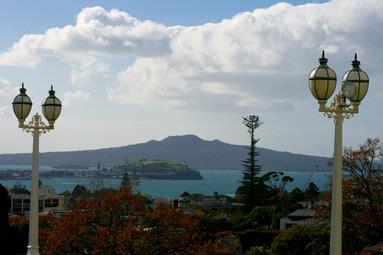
[9,185,65,215]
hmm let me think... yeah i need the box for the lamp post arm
[318,94,359,119]
[19,113,54,133]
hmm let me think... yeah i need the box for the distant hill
[0,135,332,171]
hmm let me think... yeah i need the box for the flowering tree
[39,189,224,254]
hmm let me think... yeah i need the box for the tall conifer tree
[239,115,262,209]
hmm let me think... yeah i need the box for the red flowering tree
[39,188,225,255]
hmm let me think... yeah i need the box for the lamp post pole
[330,110,343,255]
[23,114,53,255]
[12,85,62,255]
[309,52,369,255]
[320,95,356,255]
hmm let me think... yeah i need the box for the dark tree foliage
[0,184,12,255]
[304,182,319,202]
[271,224,330,255]
[0,184,27,255]
[342,137,383,252]
[71,185,89,198]
[10,182,30,194]
[236,115,264,209]
[121,171,132,189]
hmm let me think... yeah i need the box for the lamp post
[12,83,62,255]
[308,51,369,255]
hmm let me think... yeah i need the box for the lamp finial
[20,83,26,93]
[352,53,360,68]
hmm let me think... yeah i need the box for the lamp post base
[27,245,40,255]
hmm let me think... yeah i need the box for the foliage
[245,206,275,228]
[290,188,305,202]
[315,138,383,253]
[65,185,90,209]
[10,182,30,194]
[262,171,294,195]
[121,170,132,188]
[271,224,329,255]
[237,115,264,209]
[304,182,319,202]
[39,189,224,255]
[245,246,271,255]
[342,137,383,252]
[118,159,192,173]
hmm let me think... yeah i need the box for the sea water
[0,169,331,199]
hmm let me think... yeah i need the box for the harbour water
[0,168,332,198]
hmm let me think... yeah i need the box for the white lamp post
[308,51,369,255]
[12,84,62,255]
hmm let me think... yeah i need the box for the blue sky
[0,0,381,160]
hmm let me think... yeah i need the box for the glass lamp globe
[308,51,337,105]
[342,54,369,106]
[42,86,62,125]
[12,83,32,123]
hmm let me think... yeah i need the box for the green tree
[271,224,329,255]
[121,171,132,189]
[236,115,263,209]
[10,182,30,194]
[304,182,319,202]
[342,137,383,252]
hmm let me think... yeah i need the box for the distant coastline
[0,159,203,181]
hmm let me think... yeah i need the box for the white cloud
[0,77,17,118]
[1,1,383,111]
[68,55,110,87]
[0,6,170,67]
[0,77,15,98]
[63,89,91,106]
[108,0,383,110]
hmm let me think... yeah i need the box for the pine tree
[237,115,263,209]
[121,171,131,189]
[120,157,131,189]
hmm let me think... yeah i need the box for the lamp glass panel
[23,104,32,119]
[354,82,369,101]
[344,71,359,80]
[309,80,318,98]
[309,69,317,79]
[328,70,336,78]
[359,72,369,81]
[315,80,329,99]
[327,80,336,97]
[12,104,22,119]
[315,68,328,77]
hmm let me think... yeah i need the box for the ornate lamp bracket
[20,113,53,136]
[319,93,358,122]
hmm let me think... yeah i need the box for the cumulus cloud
[0,6,170,67]
[0,77,17,118]
[1,1,383,111]
[108,0,383,110]
[68,55,110,87]
[0,77,15,98]
[63,89,91,106]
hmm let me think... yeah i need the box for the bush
[271,224,329,255]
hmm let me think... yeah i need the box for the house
[9,185,65,215]
[279,208,315,230]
